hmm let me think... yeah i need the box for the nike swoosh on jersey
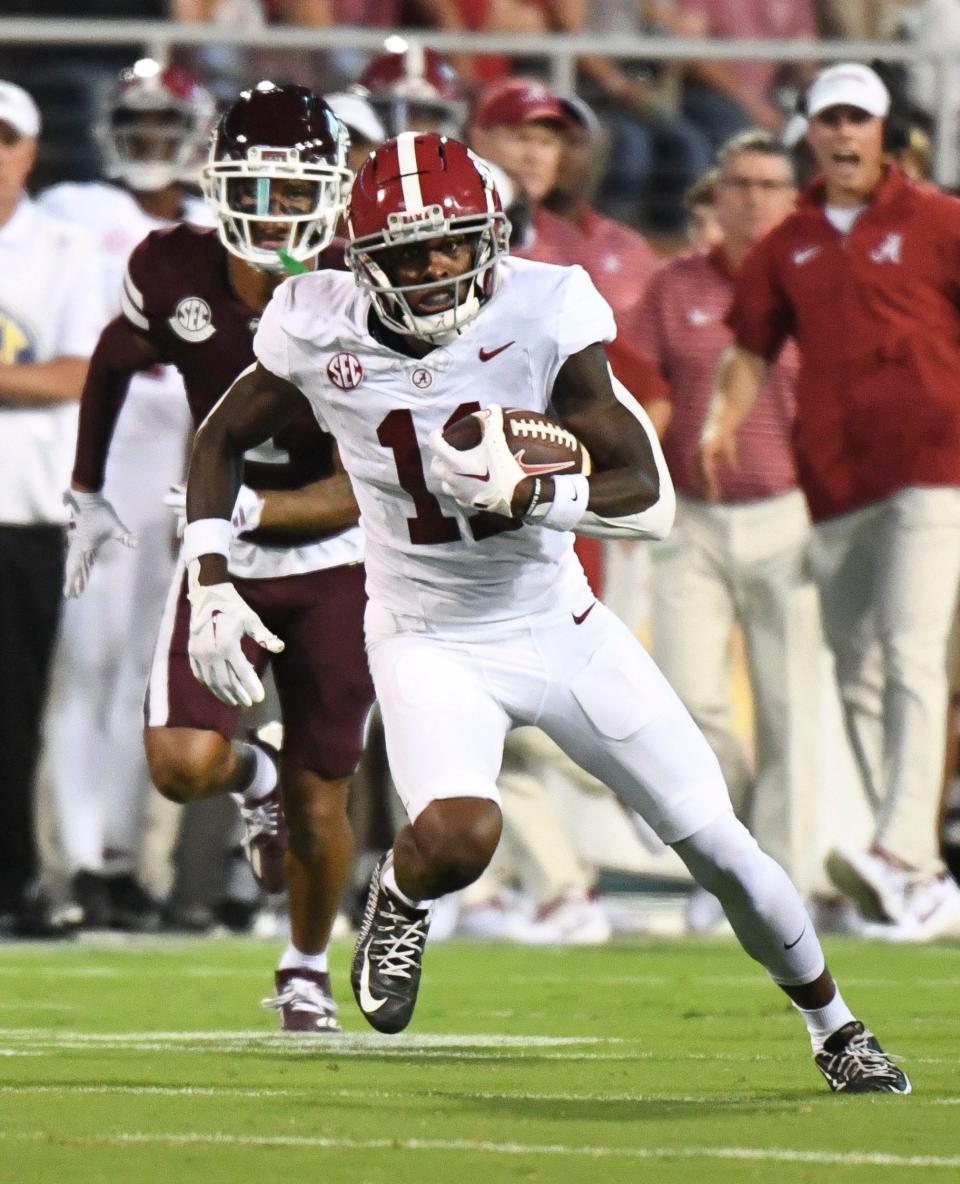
[572,602,597,625]
[513,449,576,477]
[478,341,515,362]
[358,943,388,1013]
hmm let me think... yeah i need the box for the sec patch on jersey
[443,408,592,477]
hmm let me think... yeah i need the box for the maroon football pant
[145,562,373,779]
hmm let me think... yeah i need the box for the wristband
[539,474,590,533]
[522,477,543,521]
[182,517,233,564]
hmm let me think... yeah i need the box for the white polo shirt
[0,195,105,525]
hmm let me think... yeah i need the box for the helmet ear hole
[345,132,511,344]
[202,83,353,272]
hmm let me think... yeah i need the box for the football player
[40,59,216,930]
[184,132,909,1092]
[65,82,374,1030]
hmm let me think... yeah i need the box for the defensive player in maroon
[66,82,374,1029]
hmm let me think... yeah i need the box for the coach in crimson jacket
[699,62,960,942]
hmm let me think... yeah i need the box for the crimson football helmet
[202,82,351,272]
[346,132,510,344]
[96,59,215,192]
[354,44,466,138]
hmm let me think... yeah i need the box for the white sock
[382,851,432,910]
[236,741,277,803]
[278,943,328,973]
[794,988,856,1052]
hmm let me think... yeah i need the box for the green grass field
[0,934,958,1184]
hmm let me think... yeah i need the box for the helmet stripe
[396,131,424,212]
[408,42,425,81]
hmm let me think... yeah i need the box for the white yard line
[0,1129,957,1168]
[2,1083,957,1108]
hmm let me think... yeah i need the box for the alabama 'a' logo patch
[168,297,215,343]
[327,351,364,390]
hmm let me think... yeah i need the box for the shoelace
[262,978,338,1020]
[824,1030,902,1084]
[371,902,431,982]
[237,796,279,842]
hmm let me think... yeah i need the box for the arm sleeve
[549,265,617,388]
[52,228,107,358]
[71,317,161,490]
[725,236,794,362]
[576,367,676,541]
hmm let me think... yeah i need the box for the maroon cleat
[262,968,341,1032]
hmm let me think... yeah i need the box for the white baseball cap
[324,92,385,147]
[806,63,890,120]
[0,80,40,138]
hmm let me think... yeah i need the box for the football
[442,408,591,477]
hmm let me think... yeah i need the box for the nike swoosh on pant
[783,926,806,950]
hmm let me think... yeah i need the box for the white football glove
[427,405,526,518]
[63,489,137,598]
[186,560,284,708]
[164,483,265,539]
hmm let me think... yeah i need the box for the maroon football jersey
[122,224,337,495]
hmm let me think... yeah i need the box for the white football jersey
[37,182,214,439]
[254,256,616,628]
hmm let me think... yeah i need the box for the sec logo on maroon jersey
[327,352,364,390]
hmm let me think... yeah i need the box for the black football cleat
[351,854,432,1034]
[262,968,341,1033]
[814,1021,912,1093]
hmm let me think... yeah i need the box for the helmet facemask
[202,142,352,272]
[96,68,214,193]
[348,204,510,343]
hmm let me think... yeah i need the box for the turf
[0,935,958,1183]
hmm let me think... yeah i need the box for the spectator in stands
[815,1,918,40]
[676,0,817,148]
[700,63,960,941]
[540,95,661,325]
[639,131,824,927]
[0,81,106,938]
[683,166,723,249]
[554,1,713,236]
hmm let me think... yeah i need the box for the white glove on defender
[63,489,137,598]
[186,560,284,708]
[428,405,526,518]
[164,483,265,539]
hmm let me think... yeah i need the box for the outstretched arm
[185,361,309,582]
[183,361,310,708]
[63,317,162,597]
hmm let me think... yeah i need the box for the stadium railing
[0,20,956,182]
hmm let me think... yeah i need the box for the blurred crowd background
[3,0,960,948]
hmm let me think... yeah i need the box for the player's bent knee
[413,797,502,893]
[672,810,768,901]
[145,726,232,803]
